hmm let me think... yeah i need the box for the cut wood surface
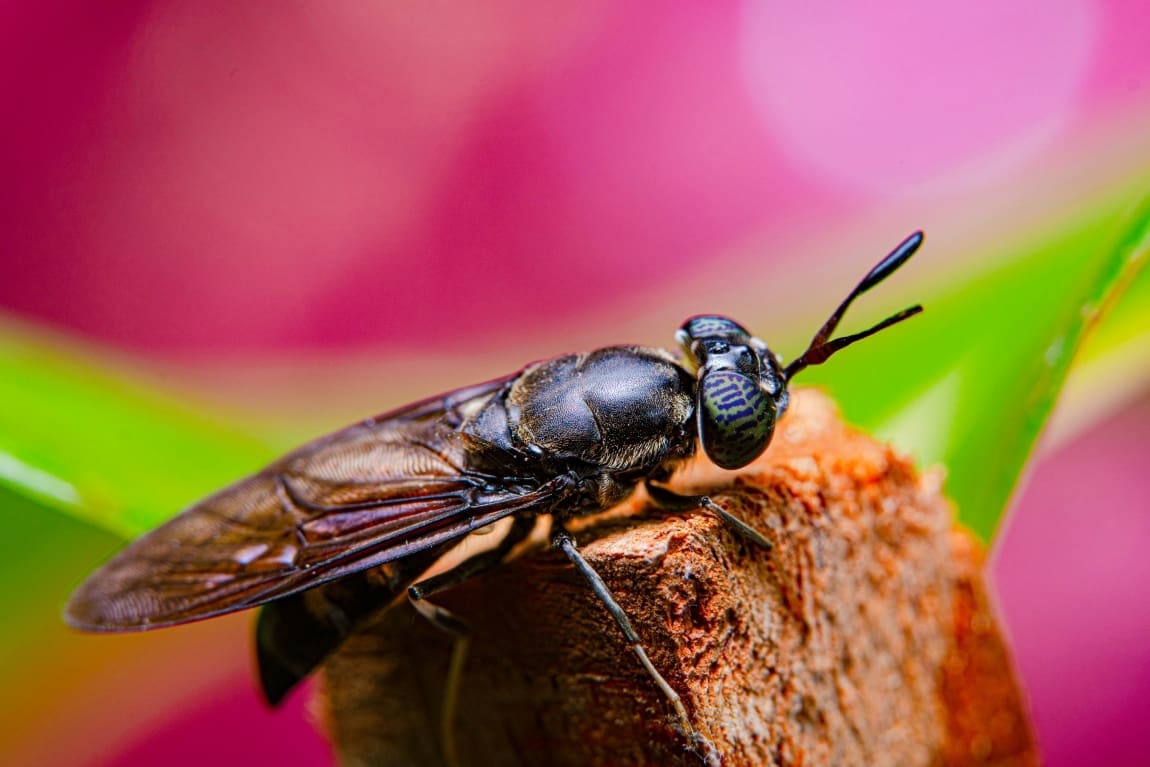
[318,390,1037,767]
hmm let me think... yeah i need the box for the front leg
[645,481,773,550]
[552,524,720,767]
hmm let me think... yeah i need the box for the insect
[66,232,923,765]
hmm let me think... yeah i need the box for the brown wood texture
[317,390,1038,767]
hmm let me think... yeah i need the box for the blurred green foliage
[0,330,274,537]
[806,195,1149,540]
[0,486,119,661]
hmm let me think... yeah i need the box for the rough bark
[317,390,1038,767]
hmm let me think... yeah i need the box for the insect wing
[65,376,554,631]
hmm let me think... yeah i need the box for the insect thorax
[463,346,696,482]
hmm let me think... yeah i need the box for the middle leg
[408,515,537,767]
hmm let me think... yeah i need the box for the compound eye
[681,315,750,341]
[697,369,777,470]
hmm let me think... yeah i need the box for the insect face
[676,230,925,471]
[677,315,788,470]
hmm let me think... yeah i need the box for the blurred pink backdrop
[2,2,1148,765]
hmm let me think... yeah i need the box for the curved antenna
[784,231,924,381]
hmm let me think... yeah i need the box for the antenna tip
[903,230,925,252]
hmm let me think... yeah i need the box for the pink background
[2,2,1148,765]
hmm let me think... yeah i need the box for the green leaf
[803,194,1150,541]
[0,485,121,662]
[0,323,275,538]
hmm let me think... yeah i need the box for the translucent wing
[65,376,564,632]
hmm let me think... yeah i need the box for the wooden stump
[318,390,1037,767]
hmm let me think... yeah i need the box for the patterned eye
[696,369,777,470]
[681,315,749,340]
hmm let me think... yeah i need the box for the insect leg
[645,481,772,551]
[552,525,720,767]
[408,515,536,600]
[406,516,534,767]
[409,596,470,767]
[256,544,453,706]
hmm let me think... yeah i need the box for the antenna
[784,231,924,381]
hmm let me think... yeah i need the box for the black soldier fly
[66,231,924,766]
